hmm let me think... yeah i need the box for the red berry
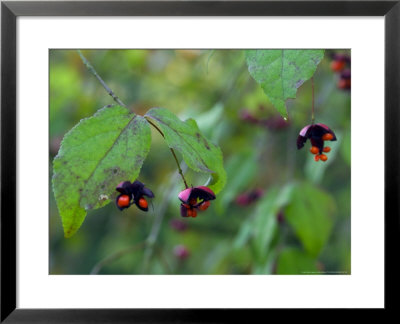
[314,155,320,162]
[338,78,351,90]
[116,180,154,211]
[320,154,328,162]
[187,209,197,218]
[331,60,345,72]
[310,146,319,154]
[138,197,148,209]
[198,200,210,211]
[322,133,334,141]
[117,195,130,208]
[323,146,331,153]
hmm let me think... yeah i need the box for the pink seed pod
[173,245,190,260]
[178,186,216,218]
[297,123,337,155]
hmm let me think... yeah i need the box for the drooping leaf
[145,108,226,194]
[284,182,336,257]
[52,105,151,238]
[276,247,319,274]
[246,49,324,119]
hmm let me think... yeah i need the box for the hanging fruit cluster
[115,181,217,220]
[330,53,351,90]
[297,123,337,162]
[178,186,216,218]
[115,180,154,211]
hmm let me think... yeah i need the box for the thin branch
[285,114,296,182]
[77,50,127,108]
[168,148,189,189]
[206,49,215,74]
[141,164,188,273]
[145,117,189,189]
[90,241,146,275]
[311,76,315,124]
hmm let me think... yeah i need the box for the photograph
[2,0,397,320]
[49,49,351,275]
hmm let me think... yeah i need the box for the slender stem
[145,117,189,189]
[285,116,296,182]
[311,76,315,124]
[77,50,127,108]
[169,148,189,189]
[141,164,187,273]
[206,50,215,74]
[90,241,146,274]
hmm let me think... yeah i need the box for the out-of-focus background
[49,49,351,275]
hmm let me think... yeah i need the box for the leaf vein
[79,114,138,207]
[148,114,213,173]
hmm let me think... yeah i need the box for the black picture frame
[1,0,399,321]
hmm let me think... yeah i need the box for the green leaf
[145,107,226,194]
[252,184,294,260]
[52,105,151,238]
[233,219,253,249]
[246,49,324,119]
[252,190,279,260]
[276,247,319,274]
[284,182,336,257]
[191,102,224,139]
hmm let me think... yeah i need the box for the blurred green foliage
[50,49,351,275]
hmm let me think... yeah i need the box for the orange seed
[310,146,319,154]
[322,133,334,141]
[331,60,345,72]
[187,209,197,218]
[138,197,148,209]
[117,195,130,208]
[198,201,210,211]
